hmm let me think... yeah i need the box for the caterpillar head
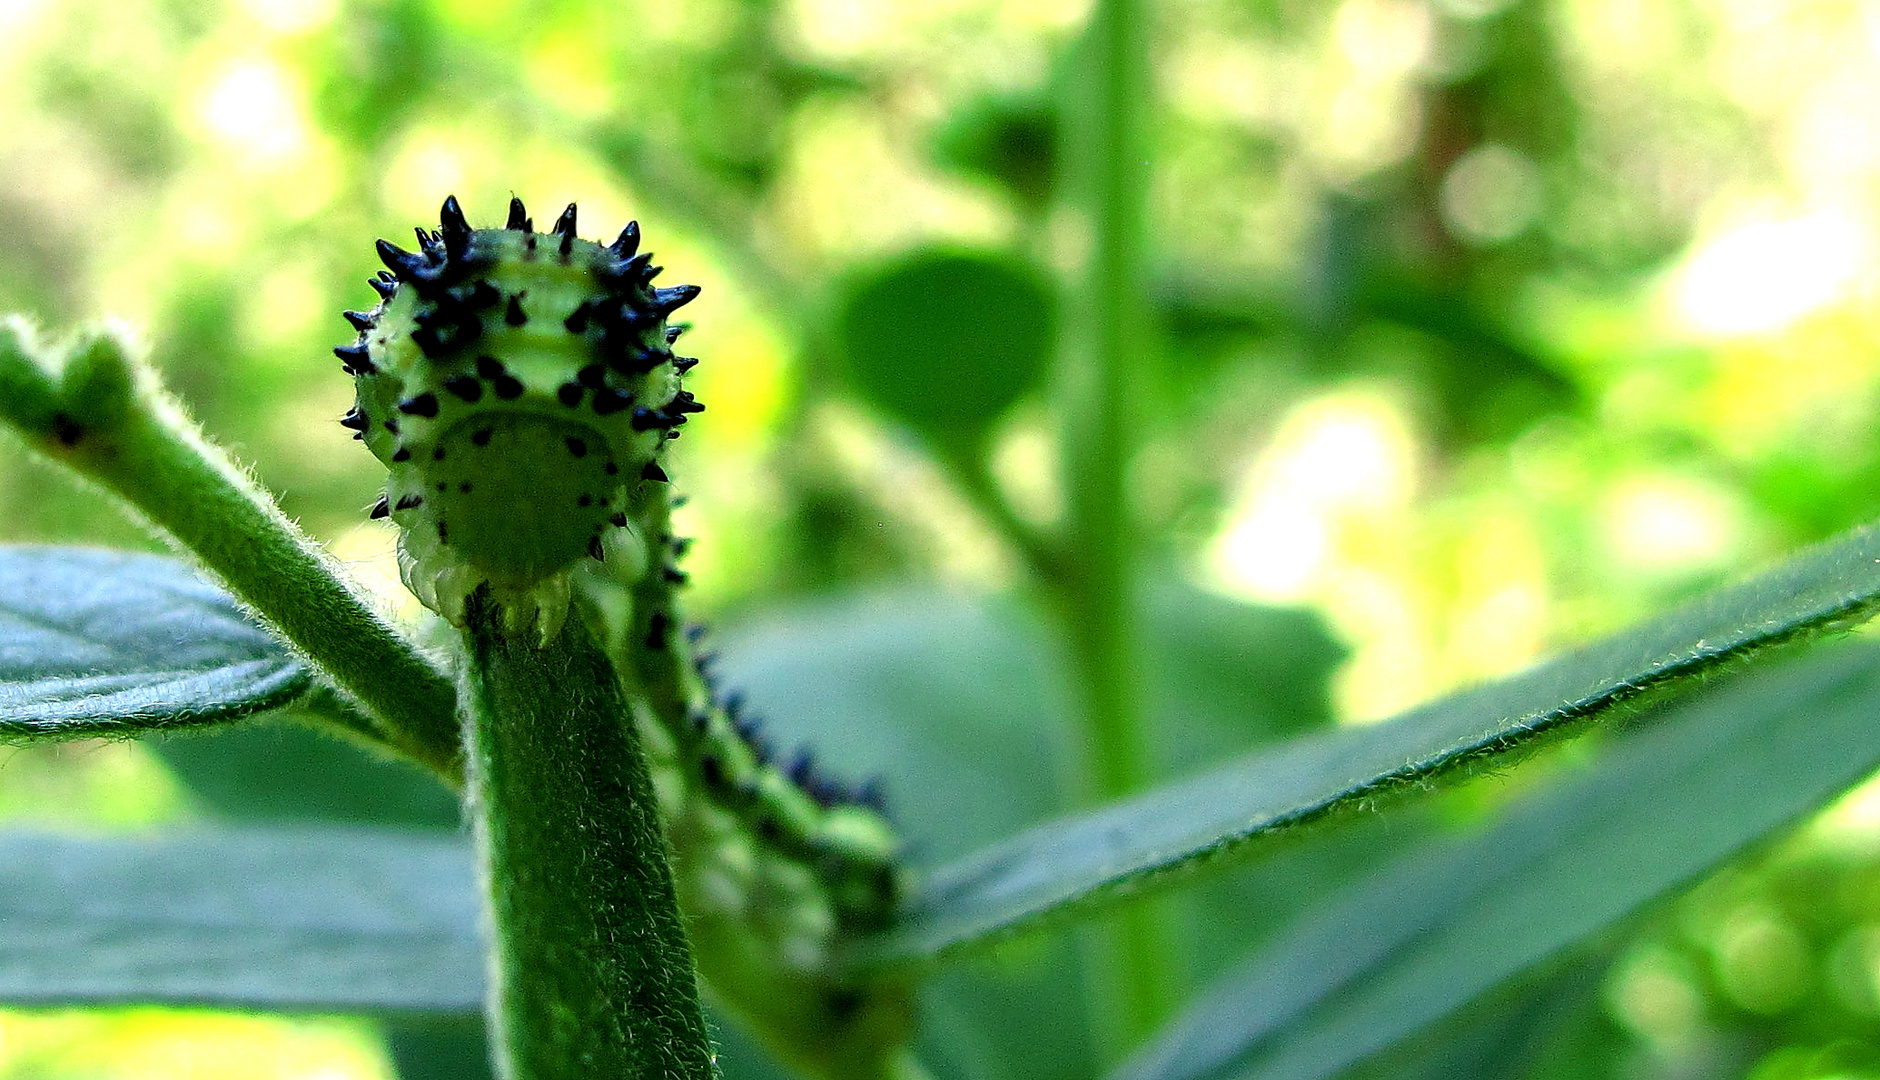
[336,196,703,638]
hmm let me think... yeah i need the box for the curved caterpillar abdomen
[337,195,700,636]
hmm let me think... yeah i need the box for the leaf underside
[0,546,310,737]
[0,827,481,1013]
[1115,639,1880,1080]
[863,520,1880,965]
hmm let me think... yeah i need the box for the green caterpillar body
[339,198,909,1072]
[339,197,699,637]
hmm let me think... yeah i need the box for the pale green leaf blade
[0,827,481,1013]
[1113,641,1880,1080]
[864,523,1880,964]
[0,546,310,737]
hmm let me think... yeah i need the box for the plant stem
[461,591,718,1080]
[1056,0,1175,1056]
[940,445,1063,585]
[0,326,460,776]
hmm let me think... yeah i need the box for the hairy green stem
[1056,0,1176,1056]
[0,323,460,776]
[463,592,718,1080]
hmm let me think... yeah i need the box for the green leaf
[931,91,1059,208]
[1113,641,1880,1080]
[154,709,460,830]
[833,247,1057,453]
[0,545,311,738]
[0,826,480,1013]
[1332,957,1613,1080]
[860,521,1880,965]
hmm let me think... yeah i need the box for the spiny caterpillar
[338,194,700,638]
[337,197,910,1065]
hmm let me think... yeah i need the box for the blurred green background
[5,0,1880,1076]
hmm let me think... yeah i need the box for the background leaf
[1114,640,1880,1080]
[832,247,1058,454]
[151,711,490,1080]
[0,545,310,738]
[155,706,460,829]
[864,522,1880,964]
[0,827,480,1013]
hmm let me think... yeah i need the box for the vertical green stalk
[0,324,459,774]
[461,592,718,1080]
[1057,0,1175,1056]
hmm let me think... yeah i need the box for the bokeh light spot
[1608,946,1706,1045]
[1440,143,1543,244]
[1599,472,1744,577]
[193,60,308,165]
[237,0,337,35]
[1674,211,1867,335]
[1211,390,1416,603]
[1712,905,1813,1015]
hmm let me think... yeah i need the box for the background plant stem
[1056,0,1177,1057]
[461,593,718,1080]
[14,332,461,776]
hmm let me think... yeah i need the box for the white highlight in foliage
[239,0,337,34]
[195,60,307,164]
[1211,392,1415,603]
[1674,210,1866,335]
[1599,472,1743,576]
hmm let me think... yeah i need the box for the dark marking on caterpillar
[48,413,82,446]
[334,343,374,375]
[398,393,440,417]
[565,301,592,334]
[444,375,483,402]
